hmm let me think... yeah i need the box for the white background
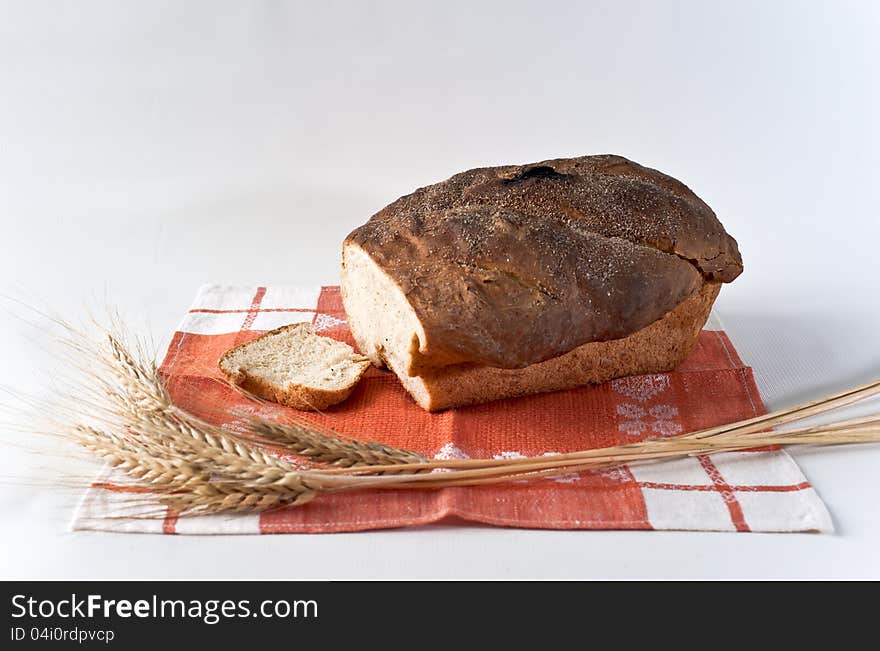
[1,1,878,579]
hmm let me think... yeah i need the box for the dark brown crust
[218,323,370,411]
[345,155,741,370]
[408,281,720,411]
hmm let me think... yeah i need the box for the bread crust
[344,155,741,371]
[222,369,367,411]
[393,281,720,411]
[218,323,370,411]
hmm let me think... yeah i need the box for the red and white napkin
[72,285,832,534]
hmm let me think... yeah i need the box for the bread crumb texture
[218,323,370,410]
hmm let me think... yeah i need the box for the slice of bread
[219,323,370,411]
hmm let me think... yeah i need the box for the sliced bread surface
[218,323,370,411]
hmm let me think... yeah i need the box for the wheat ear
[250,418,426,471]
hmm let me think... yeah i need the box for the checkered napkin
[72,285,832,534]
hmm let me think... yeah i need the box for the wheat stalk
[337,423,880,490]
[250,418,426,471]
[49,325,334,514]
[160,474,320,515]
[102,334,295,473]
[312,380,880,476]
[50,317,880,517]
[74,425,209,488]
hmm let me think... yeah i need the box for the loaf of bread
[341,155,742,411]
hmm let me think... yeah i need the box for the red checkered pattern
[73,284,832,534]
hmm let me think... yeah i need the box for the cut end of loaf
[218,323,370,411]
[341,242,429,375]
